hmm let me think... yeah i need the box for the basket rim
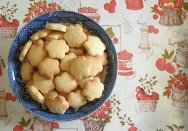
[137,100,158,103]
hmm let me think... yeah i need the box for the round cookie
[28,85,45,104]
[20,61,33,81]
[30,29,52,41]
[45,23,67,32]
[19,40,32,61]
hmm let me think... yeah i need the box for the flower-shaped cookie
[54,72,77,94]
[64,25,87,48]
[38,57,60,79]
[83,77,104,101]
[60,53,77,72]
[86,56,103,77]
[27,44,47,67]
[45,95,69,114]
[33,72,54,94]
[83,35,106,56]
[70,56,91,80]
[68,89,87,109]
[77,77,94,89]
[45,39,69,59]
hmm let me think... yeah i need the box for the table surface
[0,0,188,131]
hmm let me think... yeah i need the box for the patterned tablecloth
[0,0,188,131]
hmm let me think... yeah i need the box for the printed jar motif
[125,0,143,10]
[118,50,135,78]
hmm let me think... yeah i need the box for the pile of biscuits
[19,23,108,114]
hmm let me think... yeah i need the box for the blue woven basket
[7,10,117,121]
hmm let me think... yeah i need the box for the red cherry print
[136,86,141,92]
[52,122,59,128]
[128,126,137,131]
[155,9,161,14]
[159,0,169,5]
[153,4,160,14]
[104,0,116,13]
[158,10,164,16]
[153,14,158,20]
[165,62,177,74]
[13,125,24,131]
[154,29,159,34]
[136,86,144,93]
[141,93,148,100]
[113,37,118,44]
[110,0,116,7]
[154,4,158,9]
[104,3,110,10]
[149,25,155,33]
[175,0,183,8]
[145,94,151,100]
[108,6,115,13]
[136,93,142,100]
[0,14,7,21]
[166,5,174,10]
[37,0,43,6]
[128,123,138,131]
[151,92,159,100]
[11,96,16,101]
[156,58,166,71]
[137,91,147,100]
[6,93,12,101]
